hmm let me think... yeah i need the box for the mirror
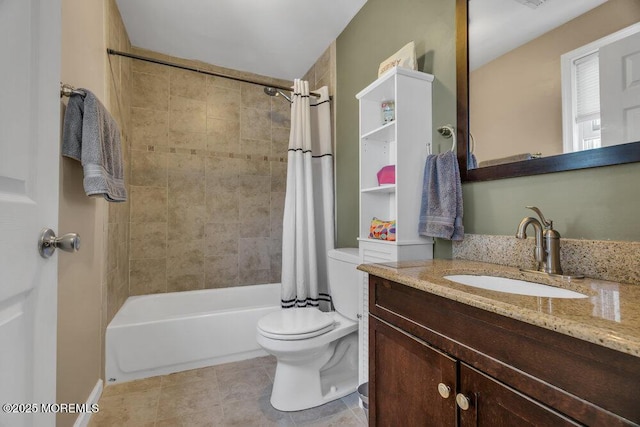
[456,0,640,182]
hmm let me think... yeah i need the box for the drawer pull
[456,393,471,411]
[437,383,451,399]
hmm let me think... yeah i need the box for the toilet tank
[327,248,361,321]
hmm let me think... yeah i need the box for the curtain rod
[106,48,324,98]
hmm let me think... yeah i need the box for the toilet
[256,248,360,411]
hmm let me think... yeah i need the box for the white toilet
[256,248,360,411]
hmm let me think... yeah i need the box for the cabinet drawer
[370,276,640,426]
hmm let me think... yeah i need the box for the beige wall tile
[130,258,167,295]
[241,83,271,110]
[205,223,239,257]
[130,222,167,260]
[168,153,205,206]
[270,191,285,237]
[206,75,242,91]
[131,107,169,148]
[130,186,168,223]
[270,238,282,284]
[170,68,207,101]
[238,175,270,238]
[236,157,271,176]
[132,58,170,77]
[241,138,270,156]
[205,255,239,288]
[169,130,207,150]
[207,85,241,121]
[205,190,239,224]
[206,117,240,153]
[240,107,271,141]
[205,156,240,192]
[271,98,291,128]
[270,161,287,193]
[271,127,290,157]
[131,151,168,187]
[132,71,169,111]
[107,223,120,272]
[167,203,205,241]
[170,95,207,133]
[167,274,205,293]
[126,52,289,295]
[238,238,270,271]
[239,268,272,286]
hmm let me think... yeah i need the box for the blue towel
[418,151,464,240]
[62,89,127,202]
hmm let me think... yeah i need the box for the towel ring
[437,125,457,152]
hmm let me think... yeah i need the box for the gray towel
[418,151,464,240]
[62,89,127,202]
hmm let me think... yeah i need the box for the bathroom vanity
[360,260,640,426]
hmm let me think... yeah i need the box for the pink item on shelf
[377,165,396,185]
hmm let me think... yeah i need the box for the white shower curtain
[281,80,334,309]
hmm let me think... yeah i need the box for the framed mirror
[456,0,640,182]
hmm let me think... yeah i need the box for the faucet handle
[525,206,553,229]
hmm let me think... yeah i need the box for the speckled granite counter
[358,259,640,358]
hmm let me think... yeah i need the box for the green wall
[336,0,640,258]
[464,162,640,241]
[336,0,456,257]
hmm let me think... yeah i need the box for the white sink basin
[444,275,588,299]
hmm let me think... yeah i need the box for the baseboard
[73,379,103,427]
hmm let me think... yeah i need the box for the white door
[600,29,640,147]
[0,1,61,426]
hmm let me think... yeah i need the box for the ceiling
[115,0,368,81]
[469,0,608,70]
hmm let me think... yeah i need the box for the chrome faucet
[516,206,563,275]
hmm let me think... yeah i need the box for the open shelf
[361,121,396,143]
[361,184,396,194]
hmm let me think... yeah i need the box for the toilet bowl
[256,248,361,411]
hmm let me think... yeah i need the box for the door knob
[437,383,451,399]
[456,393,471,411]
[38,228,80,258]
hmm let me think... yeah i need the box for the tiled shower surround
[128,55,293,295]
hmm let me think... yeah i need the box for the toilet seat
[257,308,336,340]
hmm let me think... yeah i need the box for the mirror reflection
[468,0,640,169]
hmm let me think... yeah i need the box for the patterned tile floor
[88,356,368,426]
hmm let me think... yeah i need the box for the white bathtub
[105,283,281,383]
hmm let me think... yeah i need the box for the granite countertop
[358,259,640,358]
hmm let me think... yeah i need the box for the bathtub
[105,283,281,384]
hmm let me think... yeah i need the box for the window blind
[574,51,600,123]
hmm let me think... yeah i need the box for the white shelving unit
[356,67,435,386]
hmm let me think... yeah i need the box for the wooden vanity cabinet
[368,276,640,426]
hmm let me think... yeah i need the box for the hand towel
[62,89,127,202]
[418,150,464,240]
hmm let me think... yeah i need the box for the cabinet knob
[455,393,471,411]
[437,383,451,399]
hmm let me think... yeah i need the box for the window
[561,23,640,153]
[561,50,601,153]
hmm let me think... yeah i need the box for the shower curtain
[281,80,334,310]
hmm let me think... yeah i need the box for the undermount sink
[444,275,588,299]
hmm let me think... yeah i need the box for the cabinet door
[370,317,457,426]
[458,364,581,426]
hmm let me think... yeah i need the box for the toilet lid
[258,308,335,340]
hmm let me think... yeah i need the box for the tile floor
[88,356,368,426]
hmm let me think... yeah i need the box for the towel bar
[60,82,86,98]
